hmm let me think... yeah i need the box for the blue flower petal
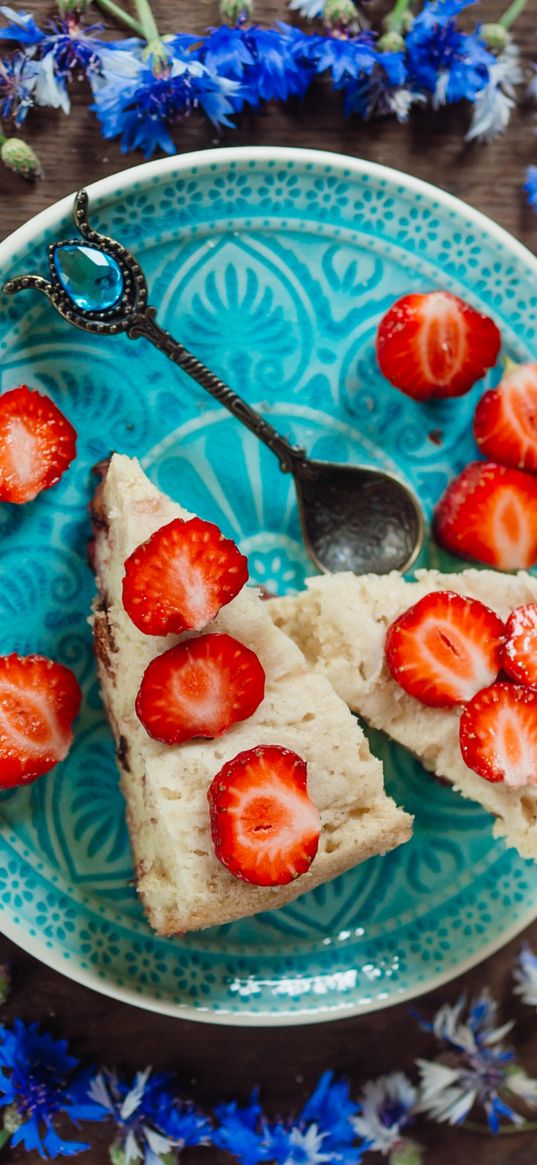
[0,5,44,44]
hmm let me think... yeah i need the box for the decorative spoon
[3,189,424,575]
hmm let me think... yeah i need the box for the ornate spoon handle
[3,189,305,476]
[127,310,305,475]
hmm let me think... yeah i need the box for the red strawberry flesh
[122,517,249,636]
[136,633,265,744]
[0,654,81,787]
[0,385,76,504]
[434,461,537,571]
[376,291,501,401]
[208,745,321,886]
[459,683,537,786]
[473,363,537,472]
[502,604,537,687]
[385,590,505,707]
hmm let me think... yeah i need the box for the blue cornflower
[213,1073,364,1165]
[406,0,494,108]
[243,26,313,102]
[0,1019,103,1159]
[182,24,253,107]
[88,1066,210,1164]
[416,990,537,1132]
[306,31,378,90]
[193,24,313,110]
[90,46,239,158]
[466,44,522,142]
[0,7,139,112]
[345,50,426,120]
[0,49,36,124]
[353,1072,417,1154]
[514,943,537,1003]
[299,1070,359,1146]
[212,1091,270,1164]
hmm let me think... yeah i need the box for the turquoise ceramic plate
[1,147,537,1025]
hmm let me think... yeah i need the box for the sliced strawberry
[136,633,265,744]
[122,517,248,636]
[433,461,537,571]
[473,362,537,471]
[208,745,321,887]
[459,683,537,786]
[502,605,537,687]
[0,386,76,504]
[376,291,501,401]
[385,590,505,707]
[0,654,81,788]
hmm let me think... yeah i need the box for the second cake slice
[272,569,537,859]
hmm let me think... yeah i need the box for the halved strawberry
[433,461,537,571]
[0,385,77,504]
[385,590,505,707]
[0,654,81,787]
[473,362,537,471]
[136,633,265,744]
[208,745,321,887]
[376,291,501,401]
[459,683,537,786]
[502,605,537,687]
[122,517,248,636]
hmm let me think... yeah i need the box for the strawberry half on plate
[376,291,501,401]
[0,654,81,787]
[208,745,321,886]
[385,590,505,707]
[0,385,76,504]
[434,461,537,571]
[473,362,537,471]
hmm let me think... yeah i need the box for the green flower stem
[133,0,160,43]
[0,1130,9,1151]
[0,133,5,147]
[464,1119,537,1134]
[498,0,529,29]
[94,0,144,35]
[385,0,413,32]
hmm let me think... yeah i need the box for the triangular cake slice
[271,569,537,859]
[90,455,412,934]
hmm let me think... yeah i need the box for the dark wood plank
[1,1,537,1161]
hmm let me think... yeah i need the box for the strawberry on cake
[90,454,412,935]
[271,569,537,859]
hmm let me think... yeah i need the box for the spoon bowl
[294,458,424,575]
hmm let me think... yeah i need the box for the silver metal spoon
[3,189,424,575]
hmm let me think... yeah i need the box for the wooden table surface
[1,1,537,1161]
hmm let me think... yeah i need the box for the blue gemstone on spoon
[52,244,124,312]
